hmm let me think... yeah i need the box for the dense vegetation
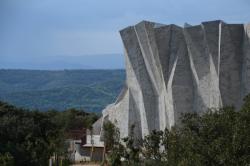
[0,101,99,166]
[0,69,125,113]
[103,95,250,166]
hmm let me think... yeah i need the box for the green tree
[0,153,14,166]
[103,120,125,166]
[0,102,62,166]
[142,130,164,161]
[122,124,140,165]
[102,95,250,165]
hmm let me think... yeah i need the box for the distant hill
[1,54,124,70]
[0,69,125,112]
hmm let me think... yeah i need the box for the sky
[0,0,250,69]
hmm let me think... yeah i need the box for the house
[65,128,89,162]
[65,118,105,163]
[83,118,105,161]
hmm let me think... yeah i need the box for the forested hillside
[0,69,125,112]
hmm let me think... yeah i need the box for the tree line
[0,101,98,166]
[103,95,250,166]
[1,94,250,166]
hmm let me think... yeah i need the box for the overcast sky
[0,0,250,69]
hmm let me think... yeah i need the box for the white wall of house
[86,135,104,146]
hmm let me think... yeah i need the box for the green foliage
[0,101,99,166]
[0,69,125,112]
[122,125,140,165]
[0,152,14,166]
[103,121,125,166]
[104,95,250,166]
[142,130,164,161]
[103,121,121,152]
[48,108,99,131]
[0,101,60,166]
[174,106,249,166]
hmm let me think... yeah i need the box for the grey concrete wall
[102,20,250,139]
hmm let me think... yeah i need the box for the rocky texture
[102,20,250,139]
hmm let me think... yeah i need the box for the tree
[122,124,140,165]
[142,130,164,161]
[101,95,250,165]
[0,102,62,166]
[0,153,14,166]
[103,120,124,166]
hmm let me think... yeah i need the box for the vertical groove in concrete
[219,23,244,109]
[242,24,250,100]
[102,20,250,139]
[218,22,222,78]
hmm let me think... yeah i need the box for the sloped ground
[0,69,125,112]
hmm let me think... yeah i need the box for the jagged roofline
[120,20,182,33]
[103,20,250,140]
[119,20,247,32]
[119,20,227,32]
[117,20,244,107]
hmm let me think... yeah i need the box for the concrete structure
[102,20,250,139]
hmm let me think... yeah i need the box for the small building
[65,118,105,163]
[84,118,105,161]
[65,128,89,162]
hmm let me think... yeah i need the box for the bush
[103,95,250,165]
[0,153,14,166]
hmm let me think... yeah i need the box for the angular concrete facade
[102,20,250,139]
